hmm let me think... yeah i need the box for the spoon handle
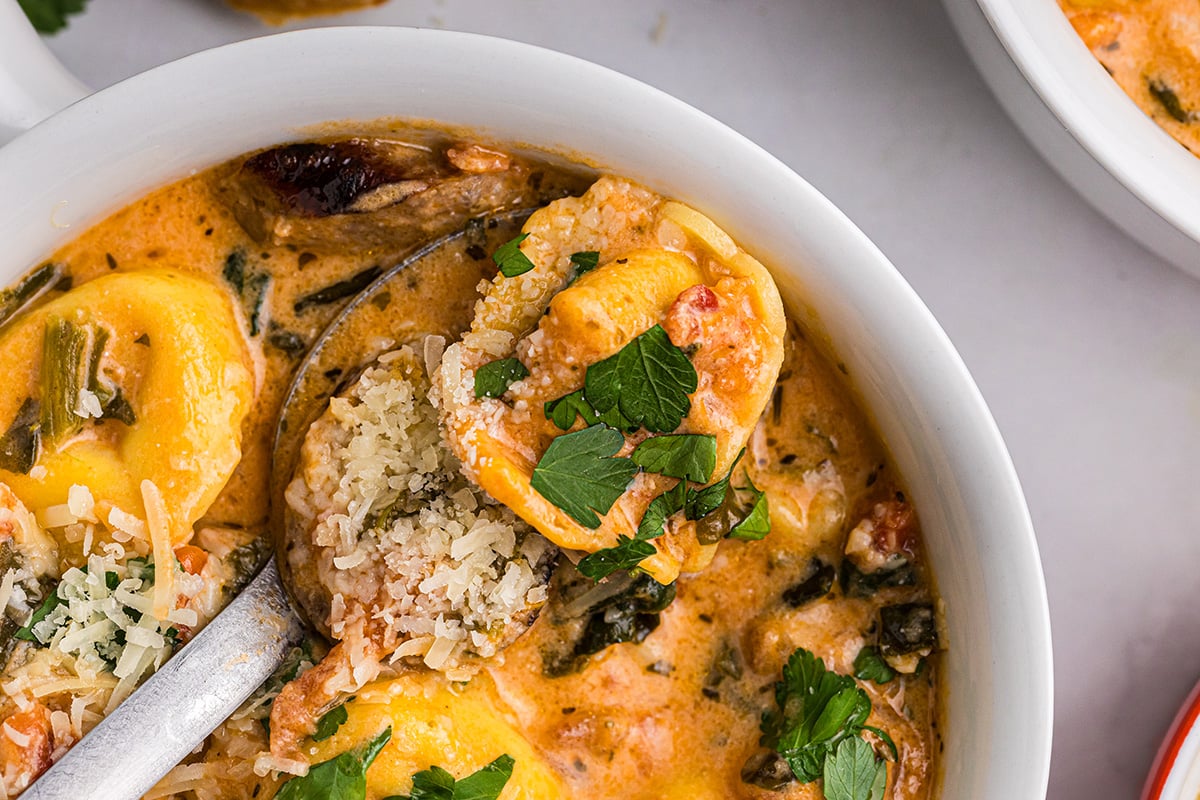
[23,557,304,800]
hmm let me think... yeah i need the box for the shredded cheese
[141,480,175,621]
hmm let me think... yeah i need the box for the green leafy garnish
[19,0,88,34]
[1149,79,1193,123]
[312,704,349,742]
[0,397,41,475]
[576,482,685,580]
[543,324,695,434]
[567,251,600,284]
[823,737,887,800]
[387,754,515,800]
[569,251,600,273]
[530,425,637,528]
[14,585,62,642]
[0,263,59,330]
[544,390,598,430]
[492,234,535,278]
[40,315,90,447]
[276,726,391,800]
[611,324,696,432]
[728,476,770,541]
[852,647,896,685]
[474,358,529,399]
[760,648,873,783]
[686,449,744,520]
[630,434,716,483]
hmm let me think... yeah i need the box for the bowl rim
[967,0,1200,248]
[1144,678,1200,800]
[0,25,1053,798]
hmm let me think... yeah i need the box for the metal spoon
[22,210,530,800]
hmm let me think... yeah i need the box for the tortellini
[0,270,254,546]
[438,177,785,583]
[306,675,564,799]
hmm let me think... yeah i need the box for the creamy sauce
[1061,0,1200,156]
[0,131,939,799]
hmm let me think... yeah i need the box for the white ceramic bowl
[943,0,1200,274]
[0,10,1053,799]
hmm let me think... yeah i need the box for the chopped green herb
[852,646,896,685]
[823,737,887,800]
[474,358,529,399]
[222,249,247,293]
[294,266,383,314]
[313,703,349,742]
[386,753,515,800]
[1149,79,1193,123]
[0,397,41,474]
[760,647,873,783]
[492,233,535,278]
[728,476,770,540]
[18,0,88,34]
[567,251,600,284]
[14,585,62,642]
[615,324,696,432]
[686,449,745,520]
[530,425,638,528]
[276,726,391,800]
[267,328,309,357]
[0,263,59,330]
[577,481,686,580]
[544,390,599,430]
[576,537,657,581]
[630,434,717,483]
[39,315,90,447]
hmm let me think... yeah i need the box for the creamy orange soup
[0,129,940,800]
[1061,0,1200,156]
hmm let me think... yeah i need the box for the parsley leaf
[545,324,694,434]
[611,325,696,433]
[631,434,717,483]
[276,726,391,800]
[492,233,535,278]
[577,537,658,581]
[583,352,623,416]
[823,737,887,800]
[312,703,349,742]
[577,482,686,580]
[728,475,770,540]
[686,449,745,520]
[19,0,87,34]
[530,425,638,528]
[14,584,61,642]
[387,754,515,800]
[852,647,896,684]
[569,251,600,276]
[544,390,599,430]
[474,358,529,399]
[761,648,872,783]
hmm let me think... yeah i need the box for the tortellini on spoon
[437,177,786,584]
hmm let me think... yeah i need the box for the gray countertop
[45,1,1200,797]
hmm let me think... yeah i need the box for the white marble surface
[35,1,1200,797]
